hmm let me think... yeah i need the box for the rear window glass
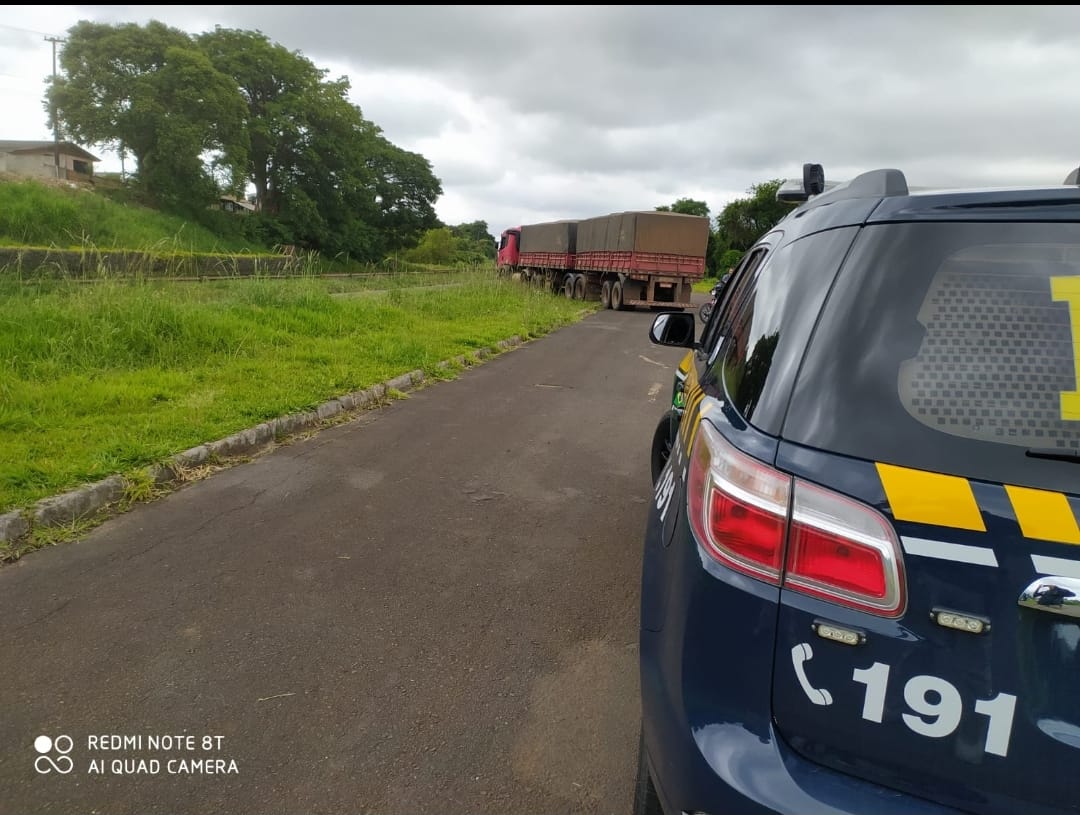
[784,222,1080,490]
[709,227,858,434]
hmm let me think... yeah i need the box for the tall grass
[0,271,592,511]
[0,178,264,254]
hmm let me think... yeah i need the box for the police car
[636,164,1080,815]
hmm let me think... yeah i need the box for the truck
[496,211,709,310]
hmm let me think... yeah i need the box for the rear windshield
[783,221,1079,491]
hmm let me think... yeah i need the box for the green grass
[0,178,267,254]
[0,271,593,512]
[693,278,718,293]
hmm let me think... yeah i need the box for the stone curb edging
[0,335,525,547]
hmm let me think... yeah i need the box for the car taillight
[687,422,790,584]
[786,480,906,617]
[687,421,906,617]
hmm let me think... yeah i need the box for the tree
[403,227,458,265]
[715,180,791,253]
[450,221,496,259]
[47,21,443,262]
[368,140,442,252]
[450,220,494,244]
[655,198,710,219]
[49,21,247,209]
[715,248,745,276]
[197,27,325,216]
[200,28,441,262]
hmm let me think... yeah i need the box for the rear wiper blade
[1026,447,1080,463]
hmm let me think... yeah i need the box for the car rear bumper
[641,622,966,815]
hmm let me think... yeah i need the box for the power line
[0,22,63,38]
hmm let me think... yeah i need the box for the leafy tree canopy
[49,20,442,262]
[450,220,496,259]
[49,20,248,211]
[655,198,710,219]
[714,180,791,253]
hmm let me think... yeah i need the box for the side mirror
[649,312,696,348]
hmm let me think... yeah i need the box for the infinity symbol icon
[34,735,74,775]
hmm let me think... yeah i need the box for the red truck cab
[497,227,521,271]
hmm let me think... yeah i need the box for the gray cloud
[9,5,1080,230]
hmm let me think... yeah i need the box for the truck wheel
[573,275,586,300]
[563,275,576,298]
[611,281,624,311]
[600,280,612,308]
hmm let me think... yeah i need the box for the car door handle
[1019,575,1080,619]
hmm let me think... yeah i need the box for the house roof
[0,140,100,161]
[219,195,257,211]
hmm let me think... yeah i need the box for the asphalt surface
[0,303,696,815]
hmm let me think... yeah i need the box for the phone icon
[792,642,833,706]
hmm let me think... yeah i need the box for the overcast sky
[3,5,1080,234]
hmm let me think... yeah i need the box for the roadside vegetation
[0,177,268,254]
[0,272,593,513]
[0,16,796,529]
[0,179,496,279]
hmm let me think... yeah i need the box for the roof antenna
[1064,167,1080,185]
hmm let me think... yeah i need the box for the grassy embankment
[0,176,266,255]
[0,178,595,551]
[0,273,594,526]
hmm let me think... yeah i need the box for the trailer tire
[573,275,586,300]
[563,275,576,299]
[611,281,624,311]
[600,280,612,308]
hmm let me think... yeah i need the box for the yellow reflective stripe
[685,392,709,451]
[1005,485,1080,545]
[684,363,700,395]
[1051,275,1080,421]
[876,463,986,532]
[681,389,706,447]
[678,364,702,447]
[677,352,693,377]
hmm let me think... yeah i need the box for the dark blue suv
[637,166,1080,815]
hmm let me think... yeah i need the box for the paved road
[0,305,695,815]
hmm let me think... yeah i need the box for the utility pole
[44,35,64,179]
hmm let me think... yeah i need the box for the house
[216,195,257,215]
[0,140,99,181]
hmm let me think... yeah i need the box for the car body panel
[772,441,1080,815]
[640,173,1080,815]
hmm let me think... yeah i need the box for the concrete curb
[1,335,525,548]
